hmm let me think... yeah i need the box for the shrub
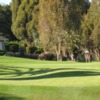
[90,52,96,61]
[9,44,19,53]
[24,53,38,59]
[19,47,25,57]
[6,52,38,59]
[26,46,37,54]
[38,53,45,60]
[6,52,20,57]
[4,42,10,51]
[4,41,19,52]
[44,51,54,60]
[38,51,54,60]
[35,47,43,54]
[30,46,37,54]
[77,53,85,62]
[0,50,5,55]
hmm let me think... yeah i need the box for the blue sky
[0,0,91,5]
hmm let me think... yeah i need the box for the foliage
[0,50,5,55]
[6,52,38,59]
[81,0,100,61]
[44,52,55,60]
[4,41,19,52]
[38,51,54,60]
[26,46,31,54]
[34,47,43,54]
[11,0,39,44]
[0,4,16,40]
[90,0,100,48]
[9,44,19,53]
[7,0,100,61]
[39,0,89,60]
[30,46,37,53]
[77,52,85,62]
[26,46,37,54]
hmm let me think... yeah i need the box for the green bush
[38,51,54,60]
[0,50,5,55]
[90,52,96,61]
[4,41,10,51]
[4,41,19,52]
[9,44,19,53]
[35,47,43,54]
[30,47,37,54]
[77,53,85,62]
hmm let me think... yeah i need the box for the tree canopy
[2,0,98,61]
[11,0,39,45]
[0,4,16,40]
[81,0,100,61]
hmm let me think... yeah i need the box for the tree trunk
[55,44,62,61]
[56,51,62,61]
[70,53,75,61]
[94,48,100,61]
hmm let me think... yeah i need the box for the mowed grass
[0,56,100,100]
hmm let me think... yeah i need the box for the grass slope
[0,56,100,100]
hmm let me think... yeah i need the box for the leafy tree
[39,0,88,60]
[11,0,39,46]
[81,0,100,61]
[89,0,100,45]
[90,0,100,61]
[0,4,16,40]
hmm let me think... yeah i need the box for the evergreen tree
[11,0,21,39]
[11,0,39,45]
[0,4,16,40]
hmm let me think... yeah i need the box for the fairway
[0,56,100,100]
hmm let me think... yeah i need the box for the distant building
[0,36,8,50]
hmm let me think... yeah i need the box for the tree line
[0,0,100,61]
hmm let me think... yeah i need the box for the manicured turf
[0,56,100,100]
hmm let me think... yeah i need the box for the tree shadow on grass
[0,93,24,100]
[0,65,70,76]
[0,65,100,80]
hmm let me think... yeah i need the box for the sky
[0,0,11,5]
[0,0,92,5]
